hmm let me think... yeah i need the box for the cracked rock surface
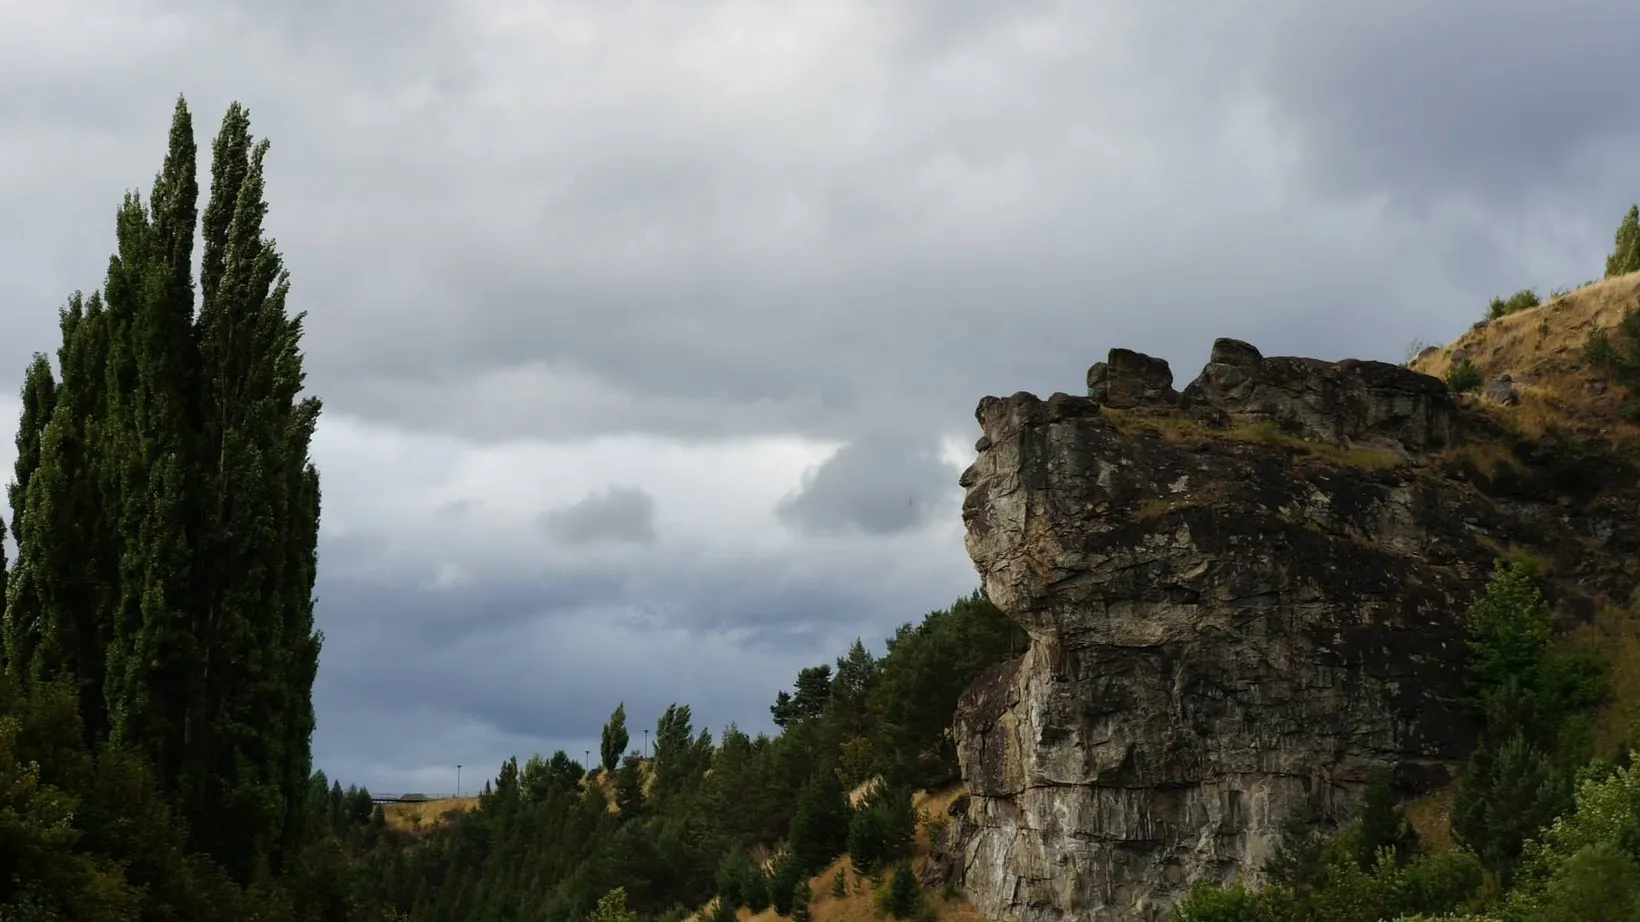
[942,341,1640,922]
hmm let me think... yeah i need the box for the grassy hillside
[1409,270,1640,444]
[380,796,483,833]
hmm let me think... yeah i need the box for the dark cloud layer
[6,0,1640,790]
[537,485,658,545]
[776,432,956,536]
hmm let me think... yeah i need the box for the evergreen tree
[788,770,850,872]
[6,97,323,886]
[791,879,813,922]
[709,896,737,922]
[772,666,832,728]
[1354,765,1417,870]
[614,753,646,817]
[1606,204,1640,278]
[601,702,629,773]
[883,863,921,919]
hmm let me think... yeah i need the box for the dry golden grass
[1409,270,1640,443]
[1403,786,1455,853]
[380,795,481,833]
[1099,407,1404,469]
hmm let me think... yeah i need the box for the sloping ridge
[934,299,1640,921]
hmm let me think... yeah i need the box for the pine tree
[602,702,630,772]
[791,880,813,922]
[884,863,921,919]
[1606,205,1640,278]
[1354,765,1417,869]
[788,770,850,872]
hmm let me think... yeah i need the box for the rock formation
[941,339,1640,922]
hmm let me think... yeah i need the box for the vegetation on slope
[324,592,1024,922]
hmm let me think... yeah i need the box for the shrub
[1487,289,1541,320]
[1445,359,1483,393]
[1171,881,1275,922]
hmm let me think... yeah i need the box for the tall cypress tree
[2,352,56,669]
[5,296,120,743]
[6,95,322,884]
[184,100,323,879]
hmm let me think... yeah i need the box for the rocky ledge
[937,339,1640,922]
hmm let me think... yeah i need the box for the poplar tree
[602,702,630,772]
[4,95,322,884]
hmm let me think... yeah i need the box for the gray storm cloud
[6,0,1639,791]
[537,485,659,545]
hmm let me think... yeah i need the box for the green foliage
[742,865,770,914]
[1606,204,1640,279]
[602,704,630,774]
[878,863,921,920]
[847,785,917,874]
[1171,881,1276,922]
[788,771,850,873]
[708,897,737,922]
[767,852,804,917]
[790,880,812,922]
[1444,359,1484,394]
[0,95,337,921]
[1584,297,1640,420]
[1355,765,1419,871]
[830,870,848,899]
[589,889,640,922]
[1529,841,1640,922]
[1487,288,1541,320]
[1450,563,1608,878]
[771,665,832,729]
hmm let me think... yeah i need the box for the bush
[1444,359,1483,393]
[1487,289,1541,320]
[1171,881,1275,922]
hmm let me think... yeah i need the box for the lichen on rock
[942,341,1640,922]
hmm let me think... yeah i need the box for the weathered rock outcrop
[943,340,1640,922]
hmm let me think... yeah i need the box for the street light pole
[643,728,649,758]
[457,764,462,798]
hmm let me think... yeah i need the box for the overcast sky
[4,0,1639,794]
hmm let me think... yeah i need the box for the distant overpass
[369,792,460,805]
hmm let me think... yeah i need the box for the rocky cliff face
[942,339,1640,922]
